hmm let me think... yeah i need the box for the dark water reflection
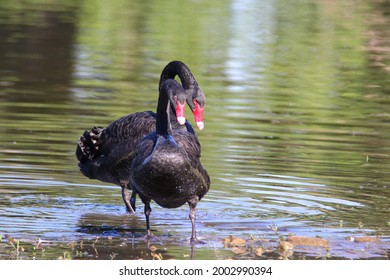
[1,0,390,259]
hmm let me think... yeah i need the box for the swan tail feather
[76,126,104,163]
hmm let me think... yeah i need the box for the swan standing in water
[130,77,210,243]
[76,61,209,241]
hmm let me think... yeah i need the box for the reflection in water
[0,0,390,259]
[225,0,274,91]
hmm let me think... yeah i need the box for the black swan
[130,77,210,243]
[76,61,206,213]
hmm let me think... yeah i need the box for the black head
[160,61,206,130]
[161,79,187,125]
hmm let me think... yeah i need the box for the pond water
[1,0,390,260]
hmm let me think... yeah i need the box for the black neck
[156,80,182,135]
[159,61,198,93]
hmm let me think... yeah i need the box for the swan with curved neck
[131,70,210,242]
[76,61,207,216]
[159,61,206,130]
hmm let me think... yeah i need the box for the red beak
[175,100,186,125]
[193,100,204,130]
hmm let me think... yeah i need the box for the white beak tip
[196,121,204,130]
[177,116,186,125]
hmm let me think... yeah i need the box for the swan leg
[121,187,135,213]
[144,200,152,237]
[188,196,199,243]
[130,191,137,212]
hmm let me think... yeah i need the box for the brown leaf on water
[222,236,231,246]
[287,236,329,247]
[349,236,380,243]
[230,237,246,247]
[278,241,294,259]
[254,247,263,257]
[222,235,247,247]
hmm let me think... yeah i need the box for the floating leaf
[287,236,329,247]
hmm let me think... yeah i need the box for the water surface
[1,0,390,259]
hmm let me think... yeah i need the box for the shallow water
[1,0,390,259]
